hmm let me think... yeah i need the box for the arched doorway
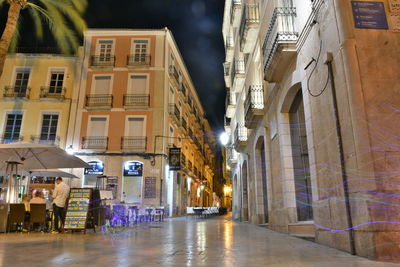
[255,136,268,223]
[289,90,313,221]
[242,161,249,221]
[122,161,144,204]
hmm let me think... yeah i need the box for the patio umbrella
[0,142,89,203]
[0,169,79,178]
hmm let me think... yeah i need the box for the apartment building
[223,0,400,261]
[0,53,79,148]
[66,29,217,215]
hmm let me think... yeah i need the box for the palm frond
[9,17,21,53]
[26,4,48,41]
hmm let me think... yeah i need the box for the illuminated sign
[124,161,143,177]
[84,161,104,175]
[169,148,181,171]
[352,1,388,30]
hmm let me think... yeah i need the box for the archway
[255,136,268,223]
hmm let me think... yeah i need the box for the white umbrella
[0,142,89,203]
[0,169,79,178]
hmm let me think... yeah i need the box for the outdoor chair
[155,208,164,222]
[29,204,46,232]
[145,208,154,222]
[8,204,26,232]
[111,205,128,226]
[128,206,138,225]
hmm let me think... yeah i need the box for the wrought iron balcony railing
[223,62,231,77]
[90,55,116,67]
[3,86,30,98]
[178,83,187,97]
[127,54,151,67]
[230,59,245,88]
[244,85,264,113]
[169,104,181,125]
[82,136,108,150]
[262,7,298,76]
[85,94,113,108]
[169,65,180,86]
[234,123,248,150]
[225,34,234,50]
[121,136,147,152]
[40,86,66,100]
[123,94,150,107]
[31,135,60,146]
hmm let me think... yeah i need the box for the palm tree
[0,0,88,77]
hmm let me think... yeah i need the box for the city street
[0,215,397,267]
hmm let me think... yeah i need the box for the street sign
[352,1,389,30]
[123,161,143,177]
[169,148,181,171]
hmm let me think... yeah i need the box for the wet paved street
[0,215,398,267]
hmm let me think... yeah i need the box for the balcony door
[3,114,22,143]
[128,75,147,95]
[132,40,148,62]
[49,70,65,94]
[93,76,111,95]
[125,117,145,137]
[14,68,30,93]
[40,114,59,142]
[96,40,113,62]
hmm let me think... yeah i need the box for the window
[3,114,22,142]
[126,117,145,137]
[40,114,59,141]
[88,117,107,136]
[93,76,111,94]
[97,40,113,61]
[133,40,148,62]
[169,87,175,104]
[14,68,30,93]
[170,53,175,66]
[49,70,65,94]
[128,75,147,94]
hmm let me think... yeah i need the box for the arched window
[289,90,313,221]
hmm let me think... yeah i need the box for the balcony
[263,7,298,82]
[244,85,265,129]
[127,54,151,67]
[182,118,188,133]
[40,86,66,100]
[230,0,242,26]
[178,83,187,97]
[231,59,245,92]
[3,86,30,99]
[234,123,248,152]
[188,160,193,172]
[123,94,150,108]
[227,147,239,166]
[169,65,181,88]
[223,62,231,88]
[82,136,108,150]
[121,136,147,152]
[31,135,60,146]
[225,92,237,118]
[0,136,23,144]
[225,34,234,62]
[169,104,181,126]
[85,94,113,108]
[181,153,187,169]
[90,55,116,68]
[239,3,260,53]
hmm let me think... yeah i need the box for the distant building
[223,0,400,261]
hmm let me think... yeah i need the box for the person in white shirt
[52,178,70,233]
[30,191,46,205]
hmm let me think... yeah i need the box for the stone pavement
[0,215,398,267]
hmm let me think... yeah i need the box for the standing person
[52,178,70,233]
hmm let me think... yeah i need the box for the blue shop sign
[84,161,104,175]
[124,161,143,177]
[352,1,388,30]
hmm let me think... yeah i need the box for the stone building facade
[223,0,400,261]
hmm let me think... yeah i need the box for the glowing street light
[219,132,230,146]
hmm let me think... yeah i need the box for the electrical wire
[306,40,330,97]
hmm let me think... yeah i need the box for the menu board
[63,188,92,230]
[144,177,156,198]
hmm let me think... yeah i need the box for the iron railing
[225,34,234,50]
[82,136,108,150]
[0,136,23,144]
[223,62,231,76]
[90,55,116,67]
[127,54,151,67]
[169,104,181,124]
[86,94,113,107]
[3,86,30,98]
[226,92,237,108]
[182,118,188,132]
[31,135,60,146]
[262,7,298,74]
[169,65,180,85]
[121,136,147,151]
[123,94,150,107]
[231,59,245,87]
[40,86,66,100]
[244,85,264,114]
[234,123,248,144]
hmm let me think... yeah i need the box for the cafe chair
[111,205,128,226]
[29,204,46,232]
[8,204,26,232]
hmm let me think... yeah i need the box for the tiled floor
[0,215,398,267]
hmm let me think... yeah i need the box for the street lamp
[219,132,230,146]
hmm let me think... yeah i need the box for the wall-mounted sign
[84,161,104,175]
[144,177,157,198]
[352,1,388,30]
[124,161,143,177]
[169,148,181,171]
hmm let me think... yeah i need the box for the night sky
[86,0,226,130]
